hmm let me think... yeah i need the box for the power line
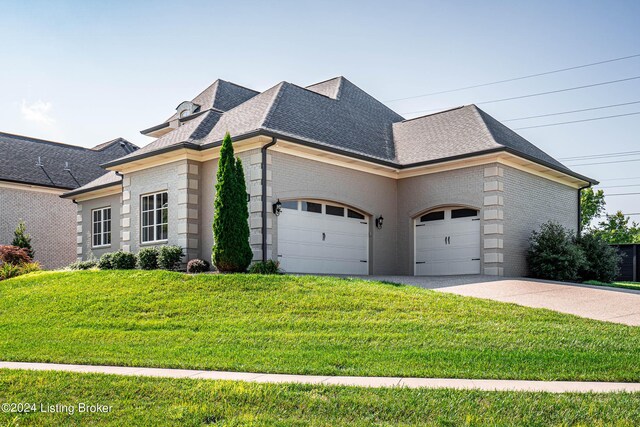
[600,176,640,182]
[623,213,640,216]
[595,184,640,189]
[603,192,640,196]
[504,101,640,122]
[512,111,640,131]
[385,53,640,102]
[568,157,640,167]
[401,76,640,115]
[560,149,640,161]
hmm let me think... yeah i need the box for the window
[179,109,190,118]
[420,211,445,222]
[347,209,365,220]
[92,207,111,247]
[326,205,345,217]
[141,192,168,243]
[301,201,322,213]
[281,200,298,210]
[451,208,479,219]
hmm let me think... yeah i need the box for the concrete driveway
[361,275,640,326]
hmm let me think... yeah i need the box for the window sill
[92,245,111,249]
[140,240,168,246]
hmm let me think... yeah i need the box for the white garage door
[414,207,481,276]
[277,200,369,275]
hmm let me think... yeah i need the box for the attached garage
[414,207,481,276]
[276,200,369,274]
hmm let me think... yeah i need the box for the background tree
[580,188,606,230]
[12,220,34,259]
[212,133,252,272]
[594,211,640,244]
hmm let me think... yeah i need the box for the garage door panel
[277,201,369,275]
[415,208,480,276]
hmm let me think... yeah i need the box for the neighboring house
[0,132,138,268]
[63,77,596,276]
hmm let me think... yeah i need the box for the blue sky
[1,0,639,217]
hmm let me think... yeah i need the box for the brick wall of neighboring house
[77,193,122,261]
[270,151,399,275]
[396,164,486,276]
[502,165,579,277]
[0,184,76,269]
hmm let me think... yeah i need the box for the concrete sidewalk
[2,361,640,393]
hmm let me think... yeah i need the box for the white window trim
[140,191,169,244]
[91,207,112,248]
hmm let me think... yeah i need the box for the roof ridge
[91,137,137,151]
[0,131,90,150]
[399,106,467,123]
[466,105,501,144]
[217,79,259,94]
[259,82,288,128]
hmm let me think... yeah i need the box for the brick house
[0,132,137,268]
[63,77,596,276]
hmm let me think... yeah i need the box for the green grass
[584,280,640,291]
[0,270,639,381]
[1,369,640,426]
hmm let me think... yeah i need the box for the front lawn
[1,370,639,426]
[0,270,639,381]
[584,280,640,291]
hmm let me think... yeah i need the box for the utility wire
[385,53,640,102]
[402,76,640,115]
[504,101,640,122]
[600,176,640,182]
[602,192,640,196]
[567,157,640,167]
[560,149,640,161]
[512,111,640,131]
[623,213,640,215]
[595,184,640,189]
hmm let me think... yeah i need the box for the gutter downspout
[261,137,277,262]
[577,183,592,237]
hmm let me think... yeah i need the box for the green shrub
[577,232,623,283]
[0,245,32,265]
[19,262,41,275]
[110,251,137,270]
[187,258,210,273]
[0,263,22,280]
[98,253,115,270]
[67,259,98,270]
[137,247,159,270]
[12,220,34,259]
[248,260,281,274]
[158,246,183,271]
[527,221,586,282]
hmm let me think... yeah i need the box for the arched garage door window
[277,200,369,275]
[415,207,481,276]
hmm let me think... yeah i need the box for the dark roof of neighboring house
[0,132,138,190]
[100,76,596,185]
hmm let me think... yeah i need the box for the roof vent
[64,161,71,171]
[36,156,43,167]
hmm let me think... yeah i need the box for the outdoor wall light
[375,215,384,229]
[273,199,282,216]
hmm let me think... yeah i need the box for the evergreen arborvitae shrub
[137,247,159,270]
[212,133,252,272]
[577,232,623,283]
[527,221,586,282]
[12,221,34,259]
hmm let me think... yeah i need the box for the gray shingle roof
[0,132,137,190]
[165,79,259,122]
[62,171,122,198]
[102,77,595,184]
[393,105,570,170]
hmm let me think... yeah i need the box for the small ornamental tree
[527,221,586,282]
[12,221,34,259]
[212,133,252,272]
